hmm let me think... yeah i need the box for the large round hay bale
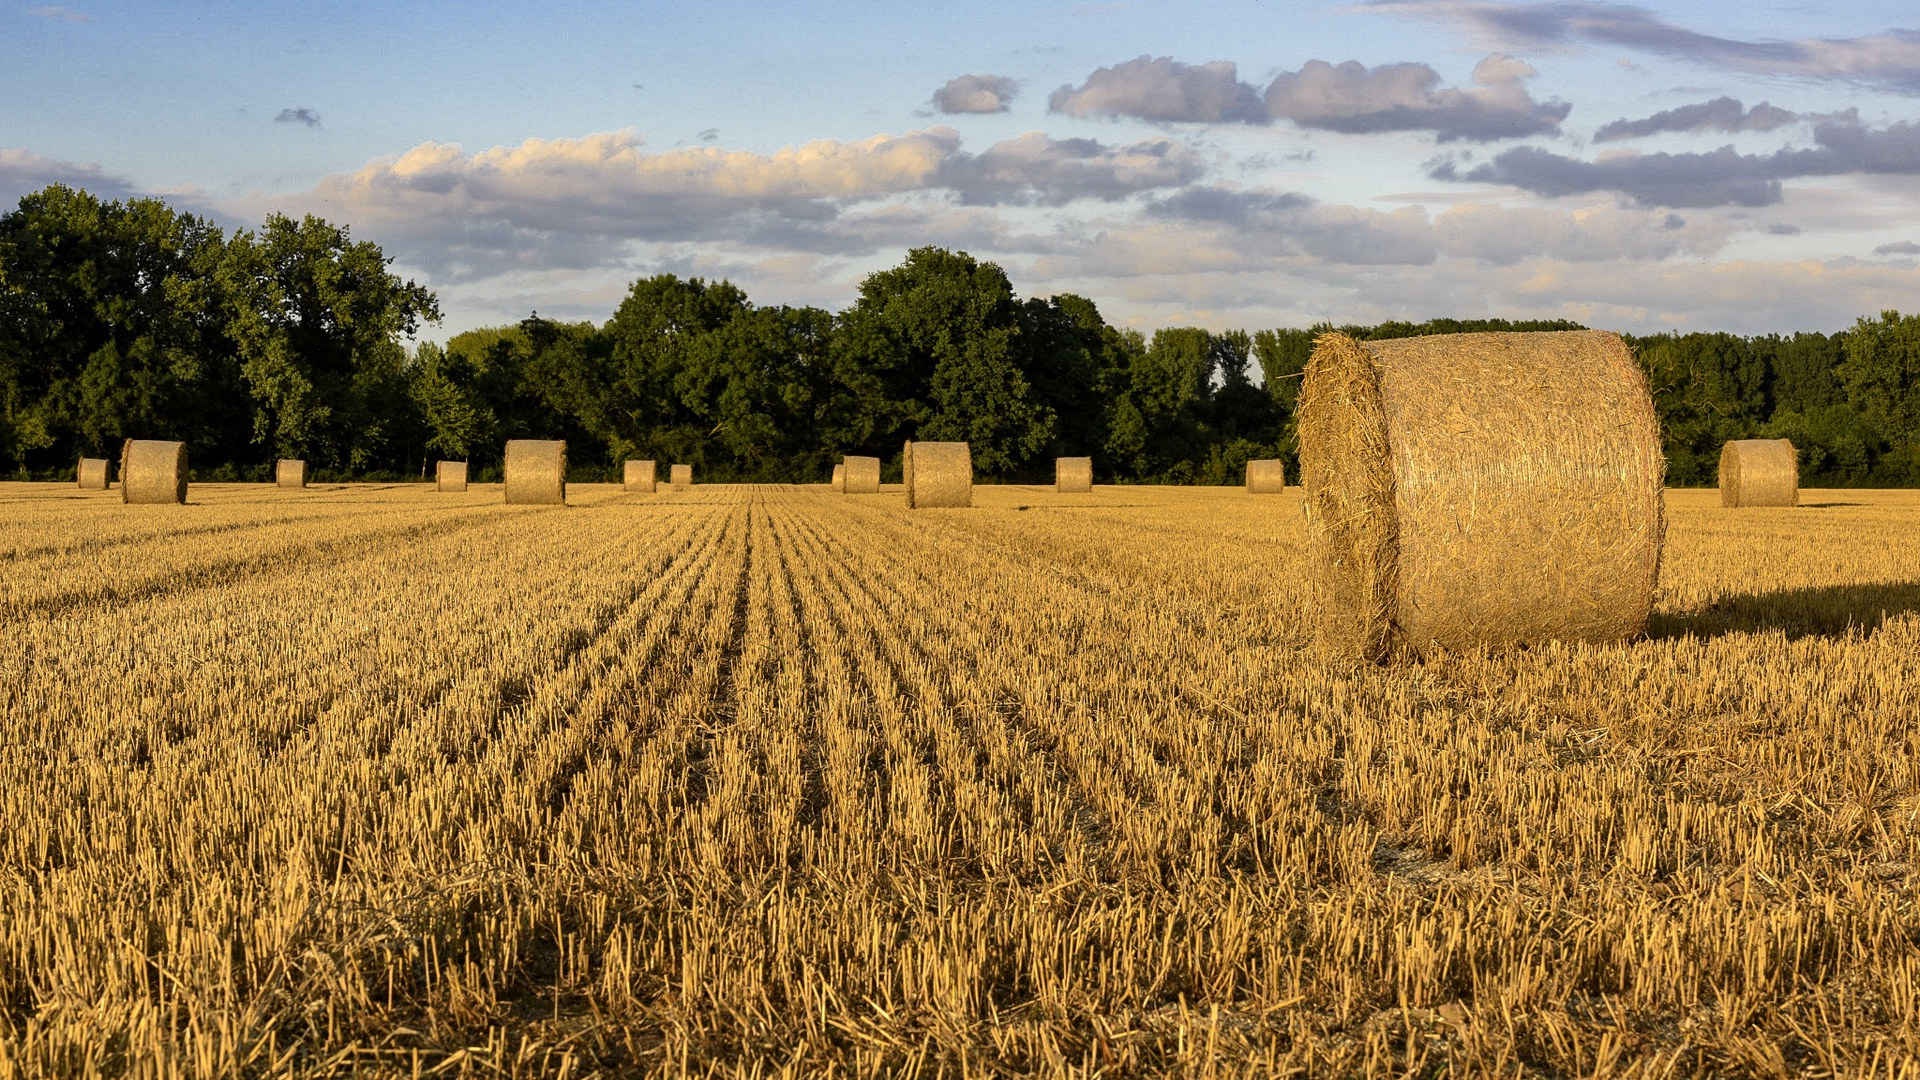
[504,440,567,504]
[670,464,692,490]
[120,440,188,505]
[76,457,109,490]
[1300,330,1664,660]
[1245,459,1285,494]
[624,459,656,493]
[903,441,971,508]
[831,464,845,492]
[436,460,468,492]
[276,459,307,488]
[843,455,881,494]
[1056,457,1093,493]
[1719,439,1797,507]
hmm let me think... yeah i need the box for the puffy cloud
[26,6,91,21]
[1875,240,1920,255]
[274,107,322,128]
[1263,54,1569,141]
[933,74,1018,114]
[1048,56,1268,123]
[0,147,138,205]
[938,132,1203,205]
[1434,117,1920,207]
[1593,97,1798,142]
[1367,1,1920,93]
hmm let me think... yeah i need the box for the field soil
[2,482,1917,1077]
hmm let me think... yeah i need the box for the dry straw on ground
[119,440,188,505]
[624,460,656,494]
[504,440,567,505]
[904,441,972,508]
[1056,457,1093,493]
[75,458,108,491]
[276,459,307,488]
[1245,458,1286,493]
[830,464,845,492]
[843,455,881,494]
[670,464,692,491]
[436,461,468,492]
[1719,439,1798,507]
[1299,330,1665,660]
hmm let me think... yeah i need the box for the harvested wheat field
[1,481,1917,1077]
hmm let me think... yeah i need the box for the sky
[7,0,1920,340]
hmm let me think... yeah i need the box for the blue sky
[9,0,1920,338]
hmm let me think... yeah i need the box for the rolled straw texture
[1245,459,1286,493]
[1056,457,1093,493]
[504,440,567,505]
[120,440,188,505]
[436,461,468,492]
[843,455,881,494]
[1299,330,1664,660]
[831,464,845,492]
[276,459,307,488]
[76,458,109,490]
[1718,439,1797,507]
[904,441,971,508]
[624,459,656,493]
[670,464,692,490]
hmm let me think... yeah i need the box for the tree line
[4,183,1918,486]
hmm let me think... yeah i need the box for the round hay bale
[1055,457,1093,493]
[1719,439,1797,507]
[1245,458,1285,494]
[843,455,881,494]
[903,441,971,508]
[831,464,845,492]
[276,459,307,488]
[120,440,188,505]
[504,440,567,504]
[624,459,656,493]
[670,464,692,490]
[1299,330,1664,660]
[436,460,469,492]
[76,457,109,490]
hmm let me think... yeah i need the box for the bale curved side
[276,459,307,488]
[1301,330,1664,659]
[504,440,567,505]
[905,441,971,508]
[121,440,188,505]
[844,455,881,494]
[1056,457,1093,493]
[1245,459,1286,494]
[1718,439,1797,507]
[436,461,469,492]
[670,464,692,490]
[76,458,109,490]
[625,459,656,493]
[831,464,845,492]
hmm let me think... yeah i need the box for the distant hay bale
[1719,439,1797,507]
[831,464,845,492]
[76,457,108,490]
[120,440,188,505]
[504,440,567,505]
[1056,457,1093,493]
[670,464,692,490]
[843,455,881,494]
[1300,330,1664,660]
[1245,459,1285,494]
[903,441,971,508]
[436,460,468,492]
[624,459,656,493]
[276,459,307,488]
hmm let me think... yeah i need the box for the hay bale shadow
[1799,502,1863,508]
[1652,581,1920,640]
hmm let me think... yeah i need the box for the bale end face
[624,459,657,493]
[843,455,881,494]
[830,464,845,492]
[276,459,307,488]
[504,440,567,505]
[76,458,109,490]
[120,440,189,505]
[1055,457,1093,493]
[1301,330,1665,660]
[904,441,971,508]
[1245,459,1286,494]
[670,464,692,490]
[436,461,469,492]
[1718,439,1797,507]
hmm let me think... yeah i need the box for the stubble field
[1,481,1917,1078]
